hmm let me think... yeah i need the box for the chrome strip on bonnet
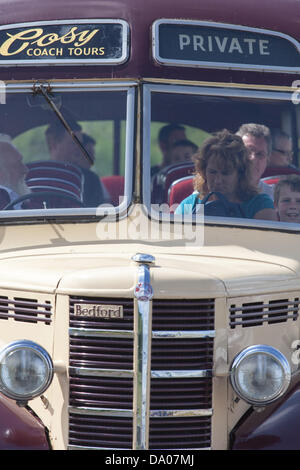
[132,253,155,450]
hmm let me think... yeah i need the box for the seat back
[262,166,300,178]
[152,162,195,203]
[26,160,84,207]
[101,175,125,206]
[261,176,281,185]
[168,176,194,208]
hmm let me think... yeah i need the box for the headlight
[0,340,53,403]
[230,345,291,406]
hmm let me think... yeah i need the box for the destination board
[152,19,300,73]
[0,19,129,65]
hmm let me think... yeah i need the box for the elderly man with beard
[0,135,29,209]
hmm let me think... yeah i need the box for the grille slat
[151,338,213,370]
[70,336,133,370]
[149,417,211,449]
[68,414,133,449]
[69,296,214,449]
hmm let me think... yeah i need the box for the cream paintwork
[0,209,299,448]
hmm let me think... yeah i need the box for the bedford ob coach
[0,0,300,451]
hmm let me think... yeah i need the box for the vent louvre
[230,298,299,328]
[0,296,52,324]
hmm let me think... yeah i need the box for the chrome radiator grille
[68,296,214,450]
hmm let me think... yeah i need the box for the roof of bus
[0,0,298,35]
[0,0,299,84]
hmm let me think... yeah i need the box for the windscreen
[0,84,132,212]
[147,86,300,227]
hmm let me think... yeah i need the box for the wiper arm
[33,83,94,166]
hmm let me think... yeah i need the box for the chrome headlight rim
[230,344,291,406]
[0,340,53,402]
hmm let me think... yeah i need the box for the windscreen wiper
[33,83,94,166]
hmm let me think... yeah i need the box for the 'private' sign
[152,19,300,73]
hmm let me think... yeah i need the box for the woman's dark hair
[193,129,258,200]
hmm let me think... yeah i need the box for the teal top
[175,191,274,218]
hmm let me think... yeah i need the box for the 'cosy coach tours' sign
[152,19,300,73]
[0,20,129,65]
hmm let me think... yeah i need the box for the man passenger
[167,139,198,165]
[151,123,187,176]
[45,121,108,206]
[269,129,295,168]
[236,123,274,199]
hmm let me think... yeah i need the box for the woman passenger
[175,129,277,220]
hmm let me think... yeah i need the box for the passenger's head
[158,124,187,165]
[193,129,256,201]
[236,123,271,185]
[274,174,300,223]
[0,135,28,195]
[168,139,198,165]
[46,121,92,168]
[270,129,293,167]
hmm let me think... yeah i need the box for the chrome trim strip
[69,445,211,450]
[150,408,213,418]
[69,327,134,338]
[68,445,130,450]
[151,370,212,378]
[69,366,133,378]
[133,254,155,450]
[69,406,133,417]
[152,330,215,338]
[5,81,138,92]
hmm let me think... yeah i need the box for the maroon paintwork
[0,393,50,450]
[231,371,300,450]
[0,0,298,86]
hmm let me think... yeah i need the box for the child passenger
[274,174,300,223]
